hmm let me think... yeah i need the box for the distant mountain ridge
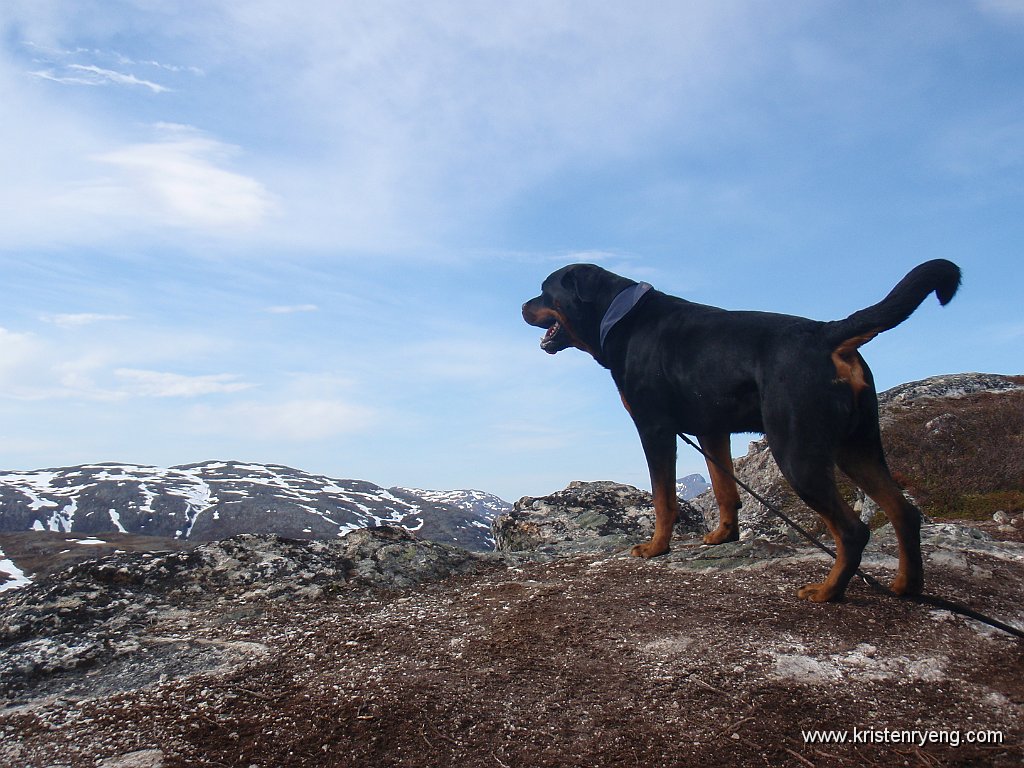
[676,473,710,500]
[0,461,510,551]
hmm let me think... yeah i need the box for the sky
[0,1,1022,502]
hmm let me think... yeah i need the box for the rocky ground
[2,373,1022,767]
[1,516,1022,768]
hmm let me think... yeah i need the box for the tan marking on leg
[796,502,869,603]
[631,459,677,558]
[698,433,741,545]
[839,452,924,596]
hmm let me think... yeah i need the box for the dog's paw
[702,525,739,545]
[796,582,844,603]
[889,573,923,597]
[631,542,669,558]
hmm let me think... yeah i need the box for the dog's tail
[822,259,962,352]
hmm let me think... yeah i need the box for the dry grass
[881,391,1024,519]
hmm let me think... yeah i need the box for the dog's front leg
[632,426,678,558]
[698,433,741,545]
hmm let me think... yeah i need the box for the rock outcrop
[0,527,483,706]
[3,510,1022,768]
[687,372,1024,540]
[493,480,705,554]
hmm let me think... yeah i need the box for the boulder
[492,480,705,554]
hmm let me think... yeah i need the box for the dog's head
[522,264,636,358]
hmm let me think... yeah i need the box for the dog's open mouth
[540,321,569,353]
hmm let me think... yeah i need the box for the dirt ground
[2,527,1022,768]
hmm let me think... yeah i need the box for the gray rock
[492,480,705,555]
[0,528,482,705]
[878,372,1024,407]
[98,750,165,768]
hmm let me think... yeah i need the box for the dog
[522,260,961,602]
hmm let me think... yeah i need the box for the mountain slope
[0,461,509,551]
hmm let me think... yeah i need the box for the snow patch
[109,508,127,533]
[0,545,31,592]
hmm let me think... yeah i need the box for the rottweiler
[522,260,961,602]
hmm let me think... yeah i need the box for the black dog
[523,260,961,602]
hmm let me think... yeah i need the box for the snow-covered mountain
[0,462,510,551]
[676,474,710,500]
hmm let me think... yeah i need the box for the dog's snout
[522,295,543,323]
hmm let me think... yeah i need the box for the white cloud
[115,369,253,398]
[265,304,318,314]
[205,1,789,250]
[84,124,278,231]
[0,327,42,382]
[189,398,376,441]
[0,88,276,244]
[31,63,169,93]
[0,327,109,400]
[42,313,131,328]
[1,1,804,251]
[0,318,246,402]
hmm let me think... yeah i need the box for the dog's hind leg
[698,433,741,545]
[769,441,870,602]
[838,440,924,597]
[792,473,869,602]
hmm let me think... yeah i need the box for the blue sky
[0,1,1021,501]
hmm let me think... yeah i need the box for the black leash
[677,432,1024,642]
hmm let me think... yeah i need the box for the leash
[677,432,1024,642]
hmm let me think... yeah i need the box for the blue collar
[599,282,652,350]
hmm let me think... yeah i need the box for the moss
[867,509,890,530]
[934,491,1024,521]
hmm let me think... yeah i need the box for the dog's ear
[560,264,603,303]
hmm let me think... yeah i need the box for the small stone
[97,749,164,768]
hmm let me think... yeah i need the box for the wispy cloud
[108,52,204,76]
[265,304,319,314]
[42,313,131,328]
[22,39,201,90]
[115,369,253,398]
[977,0,1024,23]
[189,398,377,441]
[31,64,169,93]
[77,124,278,232]
[0,327,41,383]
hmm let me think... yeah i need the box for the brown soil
[0,531,194,582]
[3,534,1022,768]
